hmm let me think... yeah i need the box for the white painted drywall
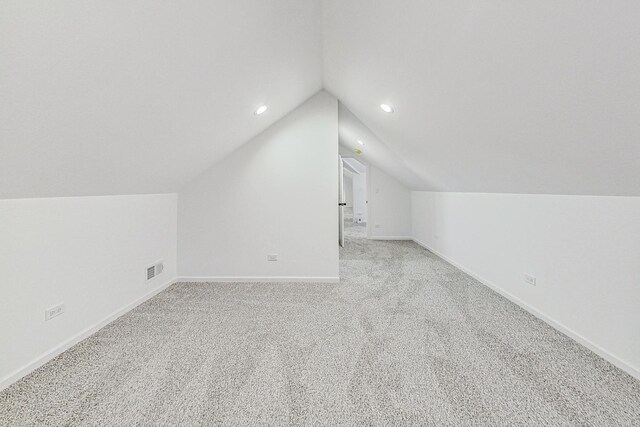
[411,191,640,378]
[0,194,178,388]
[178,91,339,280]
[324,1,640,195]
[368,166,411,239]
[337,103,424,190]
[0,0,322,199]
[352,173,368,224]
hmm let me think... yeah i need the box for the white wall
[178,91,339,281]
[368,166,411,239]
[411,191,640,379]
[0,194,178,389]
[352,172,367,223]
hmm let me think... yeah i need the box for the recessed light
[357,140,364,146]
[255,105,268,115]
[380,103,394,113]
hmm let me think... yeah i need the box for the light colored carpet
[344,219,366,238]
[1,233,640,425]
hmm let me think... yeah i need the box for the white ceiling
[324,0,640,195]
[0,0,321,198]
[2,1,639,198]
[339,103,424,189]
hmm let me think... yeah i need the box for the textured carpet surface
[343,219,366,238]
[1,223,640,425]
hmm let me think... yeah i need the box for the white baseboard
[0,277,177,392]
[411,238,640,381]
[177,276,340,284]
[368,236,413,241]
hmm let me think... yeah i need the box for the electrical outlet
[524,274,536,286]
[45,303,65,321]
[267,254,278,261]
[375,224,381,229]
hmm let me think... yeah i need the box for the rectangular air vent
[146,260,164,281]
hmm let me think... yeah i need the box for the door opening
[339,156,367,245]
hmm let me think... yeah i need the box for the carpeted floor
[1,224,639,425]
[343,219,366,238]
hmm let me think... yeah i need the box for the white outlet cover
[45,303,65,321]
[524,274,537,286]
[267,254,278,261]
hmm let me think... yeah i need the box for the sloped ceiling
[0,0,321,198]
[339,102,424,189]
[3,1,639,199]
[324,0,640,196]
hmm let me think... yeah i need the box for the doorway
[339,156,367,246]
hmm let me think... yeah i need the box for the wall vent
[146,260,164,281]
